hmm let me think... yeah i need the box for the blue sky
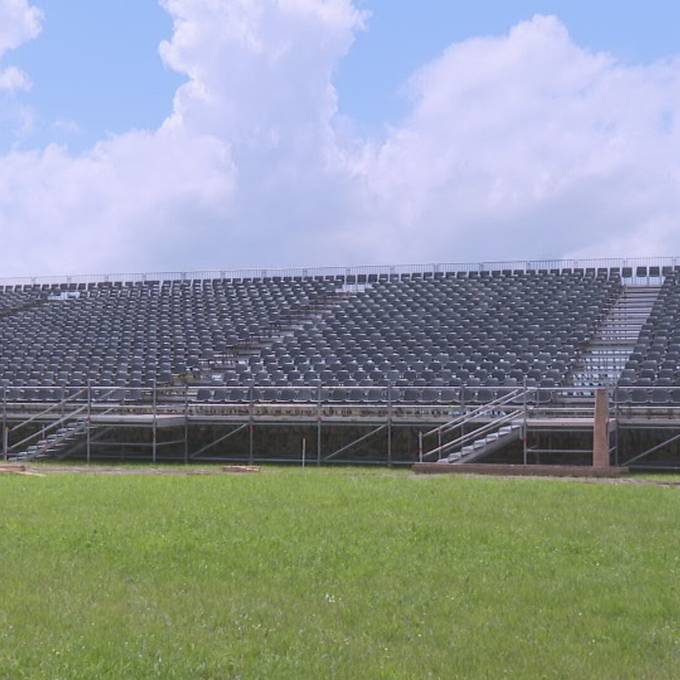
[3,1,179,150]
[6,0,680,152]
[341,1,680,129]
[2,0,680,275]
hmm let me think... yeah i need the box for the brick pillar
[593,388,610,469]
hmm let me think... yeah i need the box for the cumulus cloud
[0,64,30,91]
[1,3,680,277]
[357,15,680,263]
[0,0,365,274]
[0,0,41,54]
[0,128,236,273]
[0,0,41,92]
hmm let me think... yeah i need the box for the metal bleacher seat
[0,264,641,409]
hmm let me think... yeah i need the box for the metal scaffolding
[2,383,680,468]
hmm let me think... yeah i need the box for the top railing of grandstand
[0,255,677,287]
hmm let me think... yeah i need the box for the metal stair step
[569,283,660,387]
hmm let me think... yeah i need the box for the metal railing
[417,388,526,461]
[1,255,678,288]
[2,383,680,408]
[420,409,524,462]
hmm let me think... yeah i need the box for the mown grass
[1,468,680,679]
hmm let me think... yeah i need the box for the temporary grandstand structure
[2,256,680,469]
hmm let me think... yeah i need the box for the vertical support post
[593,387,610,469]
[386,386,393,466]
[523,377,528,465]
[418,431,423,463]
[316,385,322,466]
[301,437,306,469]
[2,385,7,461]
[248,385,254,464]
[152,379,157,464]
[86,380,92,465]
[183,383,189,464]
[614,385,620,467]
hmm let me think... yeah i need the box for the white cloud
[0,0,42,56]
[358,15,680,263]
[0,0,367,275]
[0,64,30,91]
[0,128,235,273]
[0,0,40,125]
[1,5,680,276]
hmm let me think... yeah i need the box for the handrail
[9,387,87,433]
[1,384,679,419]
[422,410,522,461]
[422,388,526,439]
[11,403,90,453]
[19,420,90,460]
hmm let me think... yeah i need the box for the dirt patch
[411,471,680,488]
[5,463,678,488]
[6,464,260,477]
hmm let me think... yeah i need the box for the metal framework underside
[3,384,680,468]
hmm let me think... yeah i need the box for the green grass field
[1,468,680,679]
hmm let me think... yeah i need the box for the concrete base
[412,463,629,477]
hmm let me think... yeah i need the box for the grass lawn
[1,468,680,679]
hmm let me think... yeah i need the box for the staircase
[0,296,47,320]
[12,420,89,462]
[439,421,523,464]
[570,285,660,387]
[419,389,527,464]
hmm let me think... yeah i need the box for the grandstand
[2,256,680,469]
